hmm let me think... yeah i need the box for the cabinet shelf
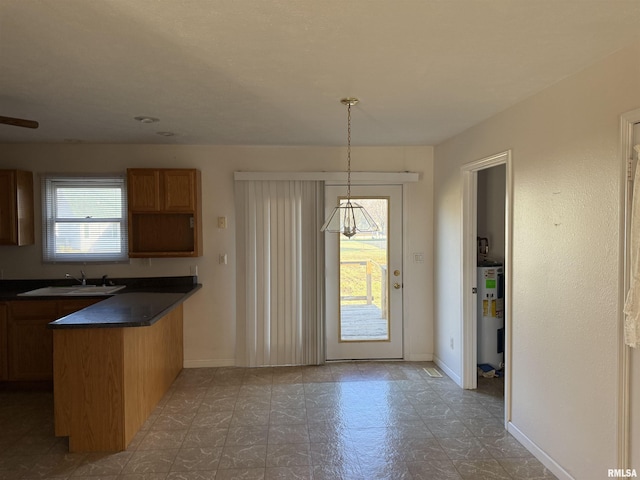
[129,213,196,255]
[127,169,202,258]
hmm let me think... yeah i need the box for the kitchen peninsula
[43,276,201,453]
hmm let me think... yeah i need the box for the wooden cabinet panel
[54,304,184,452]
[0,303,7,380]
[8,317,53,380]
[16,171,34,245]
[57,299,102,318]
[7,300,57,381]
[127,169,161,212]
[0,172,17,244]
[127,168,202,257]
[163,170,196,211]
[128,169,196,212]
[130,214,196,255]
[0,170,34,246]
[4,299,103,382]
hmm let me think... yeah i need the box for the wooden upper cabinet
[127,168,202,257]
[0,170,34,246]
[128,169,197,213]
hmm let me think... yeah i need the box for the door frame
[619,107,640,469]
[461,150,513,424]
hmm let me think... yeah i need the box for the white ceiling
[1,0,639,146]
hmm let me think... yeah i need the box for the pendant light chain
[346,102,352,200]
[320,96,378,237]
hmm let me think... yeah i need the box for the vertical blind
[42,174,128,263]
[235,180,325,366]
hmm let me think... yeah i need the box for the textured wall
[434,42,640,477]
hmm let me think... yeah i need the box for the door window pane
[339,198,389,341]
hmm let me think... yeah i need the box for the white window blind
[42,174,128,263]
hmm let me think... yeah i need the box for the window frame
[42,174,129,264]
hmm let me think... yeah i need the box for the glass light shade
[321,200,379,238]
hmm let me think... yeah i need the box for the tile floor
[0,362,557,480]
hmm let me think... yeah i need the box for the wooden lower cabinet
[7,301,56,381]
[3,299,101,382]
[57,299,102,318]
[53,304,184,452]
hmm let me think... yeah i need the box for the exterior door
[325,185,403,360]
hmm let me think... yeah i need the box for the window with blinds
[42,175,128,263]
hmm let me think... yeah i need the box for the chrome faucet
[65,270,86,286]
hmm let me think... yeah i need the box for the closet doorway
[461,150,513,427]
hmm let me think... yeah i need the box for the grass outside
[339,237,387,310]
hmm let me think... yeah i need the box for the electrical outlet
[218,216,227,229]
[450,337,454,350]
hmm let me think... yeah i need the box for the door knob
[393,282,402,289]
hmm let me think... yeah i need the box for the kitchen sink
[18,285,126,296]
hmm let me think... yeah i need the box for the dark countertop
[0,275,198,300]
[48,288,201,329]
[0,276,201,329]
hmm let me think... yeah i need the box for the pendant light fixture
[321,98,379,238]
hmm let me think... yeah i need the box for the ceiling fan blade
[0,115,39,129]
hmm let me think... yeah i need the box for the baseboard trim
[186,356,438,367]
[507,422,573,480]
[405,353,434,362]
[433,355,462,386]
[184,358,236,368]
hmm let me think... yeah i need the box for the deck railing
[340,260,388,319]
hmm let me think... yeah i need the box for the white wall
[0,145,434,366]
[433,41,640,478]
